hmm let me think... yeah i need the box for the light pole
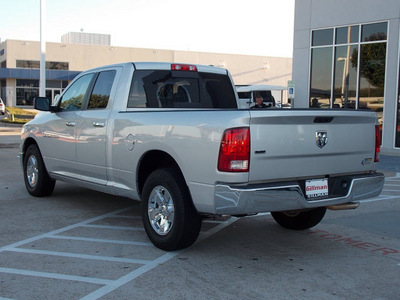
[39,0,46,97]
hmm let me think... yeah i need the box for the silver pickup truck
[20,62,384,251]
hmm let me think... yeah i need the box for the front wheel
[271,207,326,230]
[141,168,202,251]
[23,144,56,197]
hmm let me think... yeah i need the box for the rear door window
[87,70,116,109]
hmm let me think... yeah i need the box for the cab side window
[88,70,116,109]
[238,92,251,99]
[60,74,94,111]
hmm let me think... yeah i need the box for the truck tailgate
[249,109,378,182]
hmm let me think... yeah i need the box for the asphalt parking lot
[0,126,399,299]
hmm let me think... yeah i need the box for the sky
[0,0,295,57]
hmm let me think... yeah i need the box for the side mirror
[34,97,58,112]
[34,97,50,111]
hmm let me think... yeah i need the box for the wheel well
[137,150,184,196]
[21,138,38,158]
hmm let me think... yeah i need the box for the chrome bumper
[214,173,385,215]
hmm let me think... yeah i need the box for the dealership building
[292,0,400,154]
[0,36,291,107]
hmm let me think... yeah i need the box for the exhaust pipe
[327,202,360,211]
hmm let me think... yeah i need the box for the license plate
[305,178,328,198]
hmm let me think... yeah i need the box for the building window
[312,28,333,46]
[16,79,69,106]
[333,45,358,108]
[310,47,332,108]
[16,79,39,106]
[310,22,387,137]
[16,60,69,70]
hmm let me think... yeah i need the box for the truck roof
[85,62,228,75]
[236,84,287,92]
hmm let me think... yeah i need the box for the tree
[350,32,386,89]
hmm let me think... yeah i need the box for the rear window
[127,70,236,109]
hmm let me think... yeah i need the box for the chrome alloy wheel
[26,155,39,188]
[148,185,175,235]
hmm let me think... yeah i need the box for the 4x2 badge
[316,131,328,148]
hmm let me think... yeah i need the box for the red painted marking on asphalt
[308,229,399,256]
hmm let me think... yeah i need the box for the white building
[0,40,292,109]
[292,0,400,154]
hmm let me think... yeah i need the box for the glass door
[46,88,62,103]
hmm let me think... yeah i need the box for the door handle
[65,121,75,127]
[92,122,105,127]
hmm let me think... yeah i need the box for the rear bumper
[214,172,385,215]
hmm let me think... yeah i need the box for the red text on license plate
[306,179,328,198]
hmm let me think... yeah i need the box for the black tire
[141,168,202,251]
[271,207,326,230]
[23,144,56,197]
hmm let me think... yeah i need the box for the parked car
[0,98,5,115]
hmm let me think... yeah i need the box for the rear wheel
[141,168,202,251]
[271,207,326,230]
[23,144,55,197]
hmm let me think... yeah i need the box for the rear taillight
[171,64,197,71]
[218,127,250,172]
[375,125,381,162]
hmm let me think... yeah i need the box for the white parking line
[80,251,179,300]
[0,267,112,285]
[50,235,153,246]
[80,224,145,231]
[109,215,141,219]
[0,207,133,252]
[7,248,150,265]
